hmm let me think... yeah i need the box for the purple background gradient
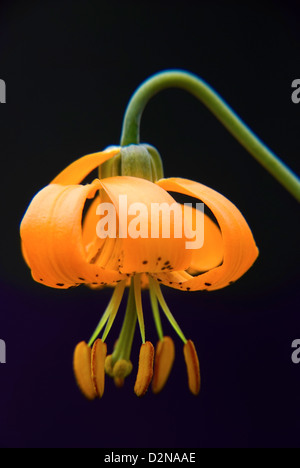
[0,0,299,448]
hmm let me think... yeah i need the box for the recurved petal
[51,147,120,185]
[183,205,223,273]
[156,178,259,291]
[99,176,192,274]
[20,180,124,288]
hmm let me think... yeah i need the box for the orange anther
[134,341,154,397]
[152,336,175,394]
[73,341,97,400]
[183,340,201,395]
[91,339,107,398]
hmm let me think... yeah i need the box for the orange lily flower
[20,145,258,399]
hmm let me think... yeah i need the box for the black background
[0,0,299,448]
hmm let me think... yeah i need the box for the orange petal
[156,178,259,291]
[73,342,97,400]
[183,340,201,395]
[99,176,192,274]
[134,342,154,397]
[152,336,175,394]
[183,205,223,273]
[91,339,107,398]
[20,180,124,288]
[51,147,120,185]
[82,195,101,247]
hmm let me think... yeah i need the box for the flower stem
[120,70,300,202]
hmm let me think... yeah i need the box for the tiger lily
[20,144,259,399]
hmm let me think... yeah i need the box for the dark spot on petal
[164,261,170,266]
[56,283,65,287]
[40,279,43,282]
[78,277,86,281]
[186,287,191,291]
[157,257,162,261]
[157,278,162,282]
[142,260,148,265]
[96,274,99,277]
[205,282,212,286]
[91,282,98,285]
[169,282,173,285]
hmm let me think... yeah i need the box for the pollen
[183,340,201,395]
[152,336,175,394]
[91,339,107,398]
[73,341,97,400]
[134,341,154,397]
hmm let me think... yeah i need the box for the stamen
[112,279,137,364]
[91,339,107,398]
[152,336,175,394]
[149,285,163,340]
[88,281,126,347]
[134,274,145,344]
[101,281,126,342]
[134,341,154,397]
[149,277,187,344]
[183,340,201,395]
[73,341,97,400]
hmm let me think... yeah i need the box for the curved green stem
[120,70,300,202]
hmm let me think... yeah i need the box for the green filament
[149,284,164,340]
[88,280,126,347]
[149,276,187,344]
[134,274,146,344]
